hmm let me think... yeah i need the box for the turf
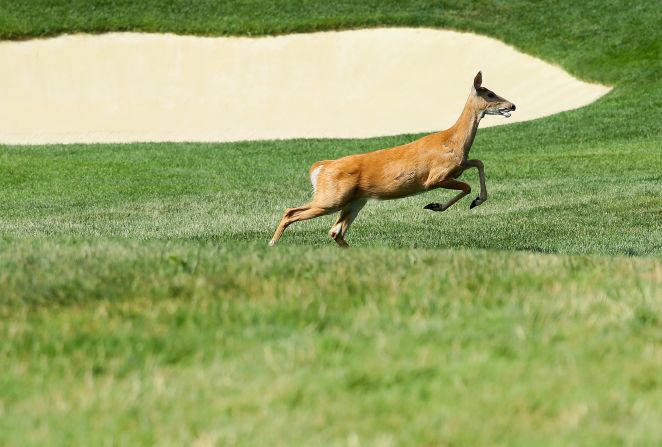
[0,1,659,85]
[1,242,661,446]
[0,1,659,84]
[1,0,661,445]
[1,130,660,254]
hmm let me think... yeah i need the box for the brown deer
[270,71,516,247]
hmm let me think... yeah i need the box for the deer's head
[471,71,516,118]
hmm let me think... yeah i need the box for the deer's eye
[487,92,495,99]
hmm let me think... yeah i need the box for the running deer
[269,71,515,247]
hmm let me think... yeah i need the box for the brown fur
[270,71,515,247]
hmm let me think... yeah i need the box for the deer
[269,71,516,247]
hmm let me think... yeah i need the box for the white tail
[270,71,516,247]
[310,165,323,191]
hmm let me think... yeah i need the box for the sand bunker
[0,28,610,145]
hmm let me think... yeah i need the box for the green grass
[1,131,660,254]
[1,242,661,446]
[0,1,659,85]
[1,0,661,445]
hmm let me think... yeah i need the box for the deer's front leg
[424,179,471,212]
[462,159,487,209]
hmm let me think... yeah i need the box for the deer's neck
[447,96,482,159]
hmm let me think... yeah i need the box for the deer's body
[310,109,477,201]
[270,72,516,247]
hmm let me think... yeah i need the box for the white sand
[0,28,610,145]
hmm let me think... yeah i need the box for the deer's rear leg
[329,199,367,248]
[424,179,471,212]
[269,204,333,246]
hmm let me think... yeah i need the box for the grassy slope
[0,133,660,255]
[0,0,659,84]
[1,1,661,446]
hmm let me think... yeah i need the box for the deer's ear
[473,71,482,89]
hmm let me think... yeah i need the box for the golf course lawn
[1,1,661,445]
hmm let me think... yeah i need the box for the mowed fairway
[1,1,661,446]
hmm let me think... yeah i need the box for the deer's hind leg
[329,199,367,248]
[269,203,334,246]
[270,163,359,246]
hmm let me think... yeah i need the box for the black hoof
[424,203,442,211]
[470,197,480,209]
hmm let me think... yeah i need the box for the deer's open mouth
[485,107,515,118]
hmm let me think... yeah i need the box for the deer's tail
[309,160,331,192]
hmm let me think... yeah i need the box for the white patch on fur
[310,166,322,191]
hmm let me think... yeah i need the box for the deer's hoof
[424,203,444,212]
[470,197,481,209]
